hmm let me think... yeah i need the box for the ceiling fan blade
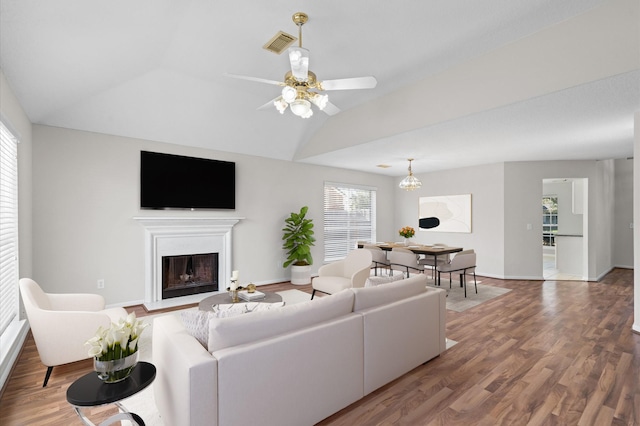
[320,76,377,91]
[257,97,280,111]
[322,101,341,116]
[288,46,310,81]
[224,73,283,86]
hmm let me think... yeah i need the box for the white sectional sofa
[152,274,446,426]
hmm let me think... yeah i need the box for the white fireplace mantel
[134,216,243,309]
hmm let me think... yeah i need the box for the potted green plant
[282,206,316,284]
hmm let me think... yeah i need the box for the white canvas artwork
[419,194,472,233]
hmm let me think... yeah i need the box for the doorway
[542,178,587,281]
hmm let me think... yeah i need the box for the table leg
[73,402,145,426]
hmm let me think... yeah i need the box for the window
[542,196,558,247]
[0,121,19,335]
[323,182,376,263]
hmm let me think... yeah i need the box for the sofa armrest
[153,314,218,426]
[213,314,364,426]
[358,288,446,395]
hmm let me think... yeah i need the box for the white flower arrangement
[86,312,149,361]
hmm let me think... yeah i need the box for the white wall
[394,163,505,278]
[400,160,630,280]
[31,125,396,306]
[392,159,627,281]
[595,160,615,277]
[28,123,632,304]
[634,112,639,334]
[504,160,615,281]
[613,158,634,268]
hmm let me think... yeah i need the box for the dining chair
[418,242,450,278]
[388,247,423,277]
[362,244,390,276]
[436,250,477,297]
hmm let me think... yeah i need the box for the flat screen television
[140,151,235,210]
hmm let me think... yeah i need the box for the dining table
[357,242,463,286]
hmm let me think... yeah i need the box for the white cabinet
[555,235,583,277]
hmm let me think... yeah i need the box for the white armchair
[311,249,372,299]
[19,278,129,386]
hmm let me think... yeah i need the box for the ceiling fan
[225,12,377,118]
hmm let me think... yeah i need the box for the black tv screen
[140,151,235,209]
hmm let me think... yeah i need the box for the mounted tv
[140,151,235,210]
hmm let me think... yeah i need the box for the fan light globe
[274,98,288,114]
[290,99,312,117]
[281,86,297,103]
[311,93,328,110]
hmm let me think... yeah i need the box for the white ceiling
[1,0,638,176]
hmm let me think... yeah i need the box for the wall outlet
[97,279,105,289]
[526,223,532,230]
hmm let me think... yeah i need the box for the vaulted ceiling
[1,0,638,176]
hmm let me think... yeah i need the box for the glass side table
[66,361,156,426]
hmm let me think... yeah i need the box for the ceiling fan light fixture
[310,93,328,110]
[227,11,375,120]
[399,158,422,191]
[290,99,312,118]
[274,97,288,114]
[281,86,297,103]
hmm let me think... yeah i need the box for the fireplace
[162,252,218,299]
[134,216,242,309]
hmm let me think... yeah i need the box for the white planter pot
[290,264,312,285]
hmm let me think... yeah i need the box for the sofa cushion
[180,310,211,348]
[181,302,287,348]
[208,289,354,354]
[352,274,427,311]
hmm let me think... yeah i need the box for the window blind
[0,122,19,335]
[323,182,376,263]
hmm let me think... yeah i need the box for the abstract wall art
[418,194,472,233]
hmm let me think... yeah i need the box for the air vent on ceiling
[263,31,297,54]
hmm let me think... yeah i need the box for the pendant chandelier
[398,158,422,191]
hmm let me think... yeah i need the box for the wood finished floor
[0,269,638,425]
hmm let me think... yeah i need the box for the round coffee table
[66,361,155,425]
[198,291,283,311]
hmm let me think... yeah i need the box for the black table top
[66,361,156,407]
